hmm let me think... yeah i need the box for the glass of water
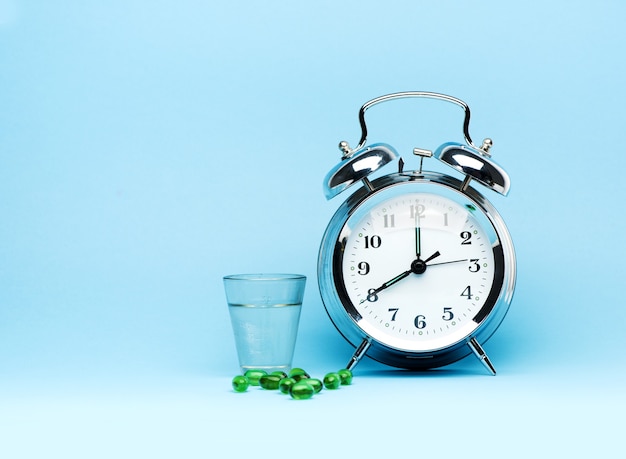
[223,273,306,373]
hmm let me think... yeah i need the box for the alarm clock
[318,92,516,374]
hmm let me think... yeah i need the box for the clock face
[336,187,502,353]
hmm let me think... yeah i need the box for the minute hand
[364,251,442,302]
[362,269,412,303]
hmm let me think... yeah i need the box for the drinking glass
[223,273,306,373]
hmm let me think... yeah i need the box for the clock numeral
[468,259,480,272]
[410,204,425,219]
[411,309,454,328]
[461,285,472,300]
[388,308,399,321]
[414,315,426,329]
[460,231,472,245]
[357,261,370,276]
[364,235,382,249]
[383,214,395,228]
[443,212,449,226]
[367,289,379,302]
[357,261,370,275]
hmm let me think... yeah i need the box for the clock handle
[342,91,478,157]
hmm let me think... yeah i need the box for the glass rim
[223,273,306,281]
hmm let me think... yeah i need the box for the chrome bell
[323,142,399,200]
[434,139,511,196]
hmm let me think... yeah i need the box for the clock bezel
[318,171,516,369]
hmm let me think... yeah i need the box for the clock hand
[362,251,443,303]
[362,269,412,303]
[415,224,421,258]
[427,258,469,267]
[410,250,440,274]
[423,251,440,263]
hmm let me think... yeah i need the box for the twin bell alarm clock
[318,92,516,374]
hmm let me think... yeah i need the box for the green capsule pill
[323,372,341,390]
[232,375,249,392]
[307,378,323,393]
[244,369,267,386]
[271,371,288,380]
[259,374,281,390]
[290,380,315,400]
[288,368,310,381]
[337,368,353,385]
[279,377,296,394]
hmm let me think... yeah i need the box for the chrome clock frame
[318,171,516,372]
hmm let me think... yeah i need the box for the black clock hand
[410,250,440,274]
[415,225,421,258]
[362,251,442,303]
[362,269,412,303]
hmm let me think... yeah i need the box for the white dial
[341,192,496,352]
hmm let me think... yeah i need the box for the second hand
[427,259,469,266]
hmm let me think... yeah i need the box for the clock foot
[468,337,496,376]
[346,338,372,371]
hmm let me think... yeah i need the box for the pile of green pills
[231,367,353,400]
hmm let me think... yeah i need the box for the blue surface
[1,1,624,457]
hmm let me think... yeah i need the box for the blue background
[1,0,624,457]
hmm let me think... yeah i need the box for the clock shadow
[357,368,486,378]
[352,358,488,378]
